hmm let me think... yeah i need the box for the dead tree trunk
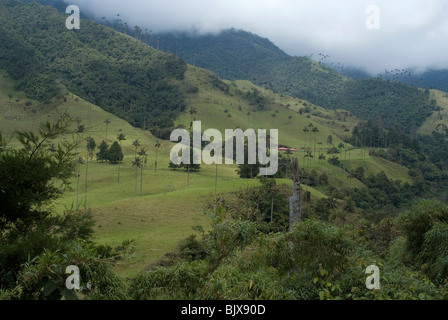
[289,158,301,231]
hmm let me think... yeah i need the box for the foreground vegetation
[1,116,448,300]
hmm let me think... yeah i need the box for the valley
[1,0,448,301]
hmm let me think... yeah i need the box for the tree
[96,140,109,162]
[189,107,198,127]
[185,147,201,187]
[318,153,326,167]
[104,119,111,140]
[132,157,143,196]
[328,156,341,167]
[289,158,301,230]
[138,148,148,196]
[117,133,126,183]
[0,115,96,291]
[396,200,448,283]
[108,141,124,164]
[154,139,161,174]
[326,196,338,217]
[86,137,96,160]
[237,161,260,179]
[312,127,319,161]
[132,139,140,159]
[259,177,277,224]
[304,148,313,171]
[75,156,85,210]
[84,143,90,211]
[318,172,329,186]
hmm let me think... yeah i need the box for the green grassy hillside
[1,64,417,277]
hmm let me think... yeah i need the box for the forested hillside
[0,0,187,138]
[149,29,434,132]
[8,1,436,134]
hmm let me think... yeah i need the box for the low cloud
[65,0,448,74]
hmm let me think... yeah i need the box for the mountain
[3,1,448,299]
[154,29,347,108]
[0,0,186,139]
[12,0,437,135]
[150,29,434,133]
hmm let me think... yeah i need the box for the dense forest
[0,0,187,139]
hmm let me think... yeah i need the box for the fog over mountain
[64,0,448,74]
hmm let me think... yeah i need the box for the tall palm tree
[76,157,85,210]
[117,133,126,184]
[302,127,309,169]
[308,123,314,150]
[326,196,338,217]
[189,107,198,128]
[138,148,148,196]
[132,139,140,159]
[104,119,110,140]
[132,140,139,195]
[304,148,313,177]
[84,148,89,211]
[154,140,161,174]
[132,157,143,196]
[312,127,319,162]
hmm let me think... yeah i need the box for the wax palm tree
[312,127,319,162]
[117,133,126,184]
[154,140,161,174]
[138,148,148,196]
[326,195,338,217]
[104,119,110,140]
[308,123,314,150]
[75,156,85,210]
[189,107,198,129]
[131,140,139,195]
[132,157,143,196]
[133,139,140,159]
[84,148,89,211]
[302,127,309,168]
[304,148,313,171]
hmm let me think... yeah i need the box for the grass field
[418,89,448,135]
[0,67,416,278]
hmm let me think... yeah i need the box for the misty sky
[65,0,448,74]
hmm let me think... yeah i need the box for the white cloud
[65,0,448,73]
